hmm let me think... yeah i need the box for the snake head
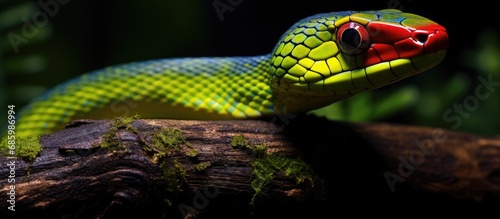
[269,9,448,112]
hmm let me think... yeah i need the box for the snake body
[13,9,448,137]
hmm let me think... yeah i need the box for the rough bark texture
[1,115,500,218]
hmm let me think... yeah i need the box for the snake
[11,9,448,138]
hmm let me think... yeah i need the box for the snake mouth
[365,22,449,66]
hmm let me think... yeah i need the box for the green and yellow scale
[12,9,448,138]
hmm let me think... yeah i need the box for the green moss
[261,155,314,185]
[230,135,248,147]
[230,135,267,157]
[230,135,315,205]
[24,165,31,181]
[160,159,187,206]
[161,159,186,193]
[250,159,274,203]
[145,127,199,162]
[250,155,314,204]
[96,117,202,205]
[1,135,41,162]
[115,114,140,132]
[151,128,186,149]
[140,126,208,206]
[194,161,211,171]
[100,115,140,151]
[185,148,199,157]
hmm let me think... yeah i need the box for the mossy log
[1,115,500,218]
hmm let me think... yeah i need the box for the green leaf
[310,86,419,122]
[370,86,419,121]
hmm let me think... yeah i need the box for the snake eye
[336,22,370,55]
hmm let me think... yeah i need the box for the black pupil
[342,28,361,50]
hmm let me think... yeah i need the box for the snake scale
[11,9,448,138]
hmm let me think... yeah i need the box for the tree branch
[1,116,499,218]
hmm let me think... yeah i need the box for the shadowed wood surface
[1,115,500,218]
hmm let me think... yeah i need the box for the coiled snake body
[13,9,449,137]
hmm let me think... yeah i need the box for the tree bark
[1,115,500,218]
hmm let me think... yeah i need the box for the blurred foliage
[310,86,420,122]
[1,1,53,129]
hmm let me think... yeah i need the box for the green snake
[12,9,448,137]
